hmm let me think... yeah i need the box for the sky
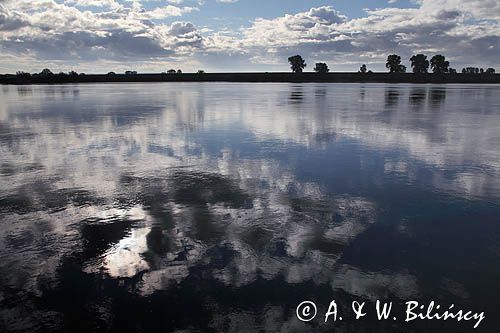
[0,0,499,73]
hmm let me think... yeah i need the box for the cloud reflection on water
[1,83,500,331]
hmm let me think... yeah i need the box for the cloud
[0,0,498,72]
[243,6,347,48]
[65,0,124,10]
[0,0,201,64]
[128,5,198,20]
[0,4,30,31]
[420,0,500,21]
[240,2,499,70]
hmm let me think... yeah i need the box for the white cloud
[239,2,499,70]
[0,0,498,72]
[0,0,202,64]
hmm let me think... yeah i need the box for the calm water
[1,83,500,332]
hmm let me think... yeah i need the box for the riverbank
[1,72,499,84]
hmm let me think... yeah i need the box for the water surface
[1,83,500,332]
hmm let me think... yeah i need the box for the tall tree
[40,68,53,76]
[359,64,367,73]
[410,54,429,73]
[288,55,307,73]
[386,54,406,73]
[486,68,496,74]
[430,55,450,73]
[313,62,329,73]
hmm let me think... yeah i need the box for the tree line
[14,69,206,77]
[288,54,496,74]
[11,54,496,77]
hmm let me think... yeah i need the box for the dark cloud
[436,10,462,20]
[2,30,173,61]
[0,4,29,31]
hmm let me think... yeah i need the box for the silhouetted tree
[69,71,79,76]
[386,54,406,73]
[16,71,31,77]
[358,64,367,73]
[462,67,481,74]
[40,68,53,76]
[125,70,137,75]
[288,55,306,73]
[410,54,429,73]
[449,68,457,74]
[313,62,329,73]
[177,69,182,74]
[486,68,496,74]
[197,70,205,74]
[107,72,116,75]
[167,69,176,74]
[430,55,449,73]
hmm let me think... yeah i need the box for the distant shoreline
[1,72,500,84]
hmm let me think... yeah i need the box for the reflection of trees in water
[288,85,304,104]
[405,87,448,142]
[359,85,366,100]
[428,87,446,107]
[314,87,326,98]
[409,88,427,111]
[16,86,33,97]
[384,88,401,109]
[311,85,336,147]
